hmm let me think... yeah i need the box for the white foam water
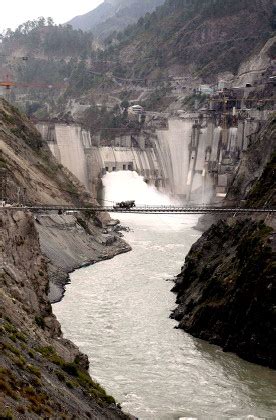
[102,170,178,206]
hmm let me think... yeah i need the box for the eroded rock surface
[171,218,276,368]
[0,98,131,301]
[0,211,130,419]
[171,116,276,368]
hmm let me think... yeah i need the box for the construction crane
[0,77,16,89]
[0,75,67,91]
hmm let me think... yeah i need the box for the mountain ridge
[67,0,165,38]
[103,0,275,80]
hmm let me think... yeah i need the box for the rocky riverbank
[0,210,131,418]
[171,217,275,368]
[171,116,276,368]
[36,213,130,303]
[0,99,133,417]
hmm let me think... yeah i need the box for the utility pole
[17,187,21,205]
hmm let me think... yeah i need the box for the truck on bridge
[113,200,136,210]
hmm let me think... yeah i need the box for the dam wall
[85,145,168,199]
[36,123,89,189]
[36,123,168,200]
[37,116,259,204]
[155,117,259,203]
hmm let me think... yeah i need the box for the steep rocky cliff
[0,99,90,206]
[0,99,132,416]
[227,114,276,207]
[171,116,276,368]
[0,211,129,418]
[0,98,130,301]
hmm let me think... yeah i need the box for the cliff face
[0,211,129,418]
[0,100,131,416]
[0,98,130,301]
[172,218,275,368]
[0,99,91,207]
[171,116,276,368]
[227,114,276,206]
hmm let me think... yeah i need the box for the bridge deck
[0,206,275,214]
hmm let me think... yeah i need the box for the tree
[47,17,54,26]
[38,17,46,28]
[121,99,129,110]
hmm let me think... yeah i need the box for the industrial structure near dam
[36,108,271,204]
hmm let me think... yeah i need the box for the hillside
[68,0,165,38]
[0,19,93,58]
[101,0,274,80]
[0,0,274,118]
[171,116,276,368]
[0,98,91,206]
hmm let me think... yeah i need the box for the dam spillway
[36,123,168,199]
[36,116,259,204]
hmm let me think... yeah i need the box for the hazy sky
[0,0,103,33]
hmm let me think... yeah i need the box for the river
[53,213,276,420]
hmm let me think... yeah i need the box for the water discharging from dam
[102,171,178,205]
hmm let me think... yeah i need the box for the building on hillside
[128,104,144,115]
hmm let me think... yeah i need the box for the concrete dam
[37,116,260,204]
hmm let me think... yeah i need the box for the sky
[0,0,103,33]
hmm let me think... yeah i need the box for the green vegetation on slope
[0,0,274,111]
[101,0,274,80]
[79,103,144,138]
[0,19,96,109]
[1,18,93,57]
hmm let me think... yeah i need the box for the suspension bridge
[0,205,275,215]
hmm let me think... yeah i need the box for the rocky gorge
[0,0,275,415]
[0,92,275,418]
